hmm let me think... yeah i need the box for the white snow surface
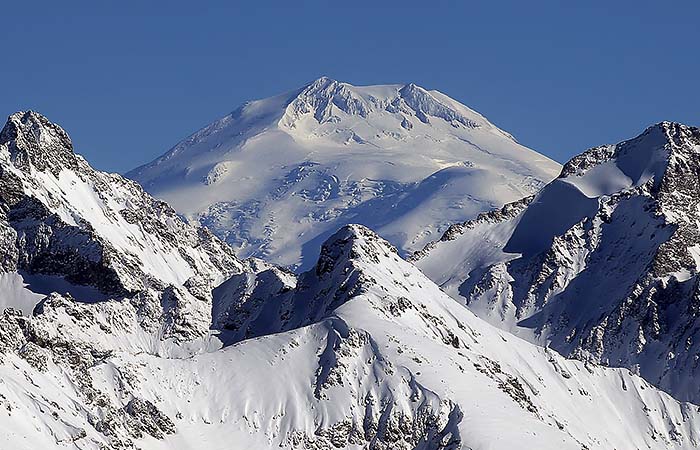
[0,273,45,314]
[128,77,560,270]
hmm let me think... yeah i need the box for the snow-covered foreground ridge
[128,76,560,270]
[415,121,700,405]
[2,112,700,449]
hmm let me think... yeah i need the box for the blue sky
[1,1,698,173]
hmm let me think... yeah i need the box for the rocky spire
[0,111,78,175]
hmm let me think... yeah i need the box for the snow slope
[128,77,560,270]
[414,122,700,404]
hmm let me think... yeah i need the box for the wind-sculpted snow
[128,77,560,270]
[416,121,700,404]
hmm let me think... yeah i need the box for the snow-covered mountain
[414,121,700,404]
[4,112,700,449]
[128,77,560,270]
[0,111,244,343]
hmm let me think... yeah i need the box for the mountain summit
[128,77,560,269]
[279,76,484,130]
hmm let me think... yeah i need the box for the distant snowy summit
[128,77,560,270]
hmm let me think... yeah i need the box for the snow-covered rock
[415,121,700,403]
[128,77,560,270]
[0,111,244,340]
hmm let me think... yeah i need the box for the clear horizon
[1,1,698,173]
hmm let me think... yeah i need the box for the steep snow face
[415,122,700,403]
[4,225,700,450]
[0,111,244,342]
[128,77,560,270]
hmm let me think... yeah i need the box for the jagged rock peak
[303,75,339,90]
[619,121,700,155]
[646,121,700,157]
[559,121,700,179]
[321,224,398,258]
[315,224,398,276]
[0,111,78,174]
[326,223,395,247]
